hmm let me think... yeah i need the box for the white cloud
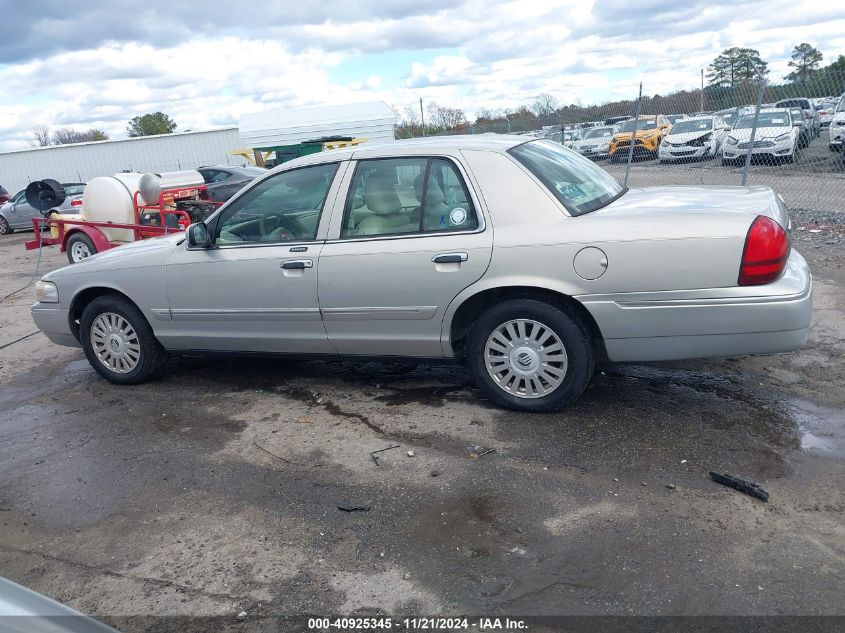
[0,1,844,150]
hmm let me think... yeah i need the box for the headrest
[364,175,402,215]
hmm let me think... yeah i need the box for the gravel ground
[0,203,843,632]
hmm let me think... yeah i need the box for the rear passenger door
[317,155,493,357]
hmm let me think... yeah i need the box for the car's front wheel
[467,299,595,412]
[0,216,12,235]
[80,295,167,384]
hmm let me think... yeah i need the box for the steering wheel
[260,213,308,241]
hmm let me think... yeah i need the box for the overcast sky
[1,0,844,151]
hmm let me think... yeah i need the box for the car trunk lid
[593,185,790,230]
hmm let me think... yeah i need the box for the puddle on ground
[787,398,845,459]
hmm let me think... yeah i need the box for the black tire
[0,216,12,235]
[66,232,97,264]
[466,299,595,412]
[721,158,734,166]
[80,295,167,385]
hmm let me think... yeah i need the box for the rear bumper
[579,250,812,362]
[31,305,80,347]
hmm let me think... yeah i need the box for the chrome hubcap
[484,319,568,399]
[71,241,92,262]
[90,312,141,374]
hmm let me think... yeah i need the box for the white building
[0,101,397,194]
[239,101,395,148]
[0,128,242,194]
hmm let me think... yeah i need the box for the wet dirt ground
[0,219,843,630]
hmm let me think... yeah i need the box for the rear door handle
[280,259,313,270]
[432,252,468,264]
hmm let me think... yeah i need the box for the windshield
[734,112,791,128]
[618,119,656,133]
[584,127,614,139]
[509,140,625,216]
[670,119,712,134]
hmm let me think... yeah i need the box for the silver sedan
[31,136,812,411]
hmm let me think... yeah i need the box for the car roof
[278,135,529,168]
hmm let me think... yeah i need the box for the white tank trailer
[26,171,205,243]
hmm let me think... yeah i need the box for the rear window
[777,99,810,109]
[63,184,85,195]
[509,140,625,216]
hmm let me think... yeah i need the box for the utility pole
[420,98,426,137]
[623,82,643,188]
[700,69,704,112]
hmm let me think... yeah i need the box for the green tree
[786,43,823,84]
[707,47,768,88]
[126,112,177,137]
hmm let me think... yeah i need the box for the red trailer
[25,183,220,264]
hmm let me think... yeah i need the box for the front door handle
[280,259,313,270]
[432,252,468,264]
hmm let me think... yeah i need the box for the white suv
[830,92,845,152]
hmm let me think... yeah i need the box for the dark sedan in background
[197,165,267,202]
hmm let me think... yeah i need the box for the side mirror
[186,222,211,248]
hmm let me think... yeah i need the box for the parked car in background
[561,129,581,148]
[0,182,85,235]
[713,106,752,129]
[196,166,267,202]
[31,136,811,411]
[572,126,617,159]
[0,185,10,206]
[659,116,729,162]
[608,115,671,160]
[722,108,800,165]
[666,114,688,125]
[816,99,837,127]
[788,107,812,148]
[774,98,820,138]
[829,92,845,152]
[603,116,631,126]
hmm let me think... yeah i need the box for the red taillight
[70,198,83,207]
[738,216,790,286]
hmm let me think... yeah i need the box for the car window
[210,171,231,183]
[341,157,478,238]
[63,184,85,195]
[735,112,790,128]
[198,169,217,184]
[671,119,712,133]
[509,140,625,216]
[214,163,338,245]
[422,159,478,232]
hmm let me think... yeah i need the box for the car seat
[355,175,413,235]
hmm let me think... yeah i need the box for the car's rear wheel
[467,299,595,412]
[67,233,96,263]
[0,216,12,235]
[80,295,167,385]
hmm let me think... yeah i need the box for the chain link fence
[437,71,845,214]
